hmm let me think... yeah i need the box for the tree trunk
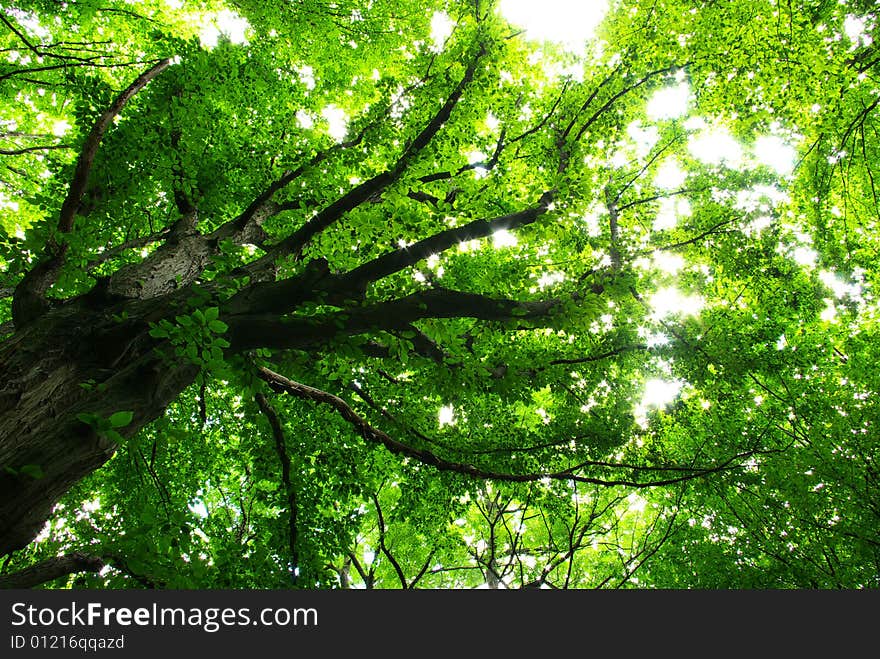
[0,297,198,555]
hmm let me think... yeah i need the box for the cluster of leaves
[149,307,230,371]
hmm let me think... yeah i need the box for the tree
[0,0,877,588]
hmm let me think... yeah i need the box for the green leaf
[76,412,99,426]
[19,464,44,480]
[109,411,134,428]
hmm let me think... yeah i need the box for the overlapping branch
[227,287,557,352]
[255,393,299,585]
[11,58,171,326]
[254,366,763,489]
[238,45,488,276]
[225,190,554,315]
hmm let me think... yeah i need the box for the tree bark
[0,298,198,555]
[0,552,105,589]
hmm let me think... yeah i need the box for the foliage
[0,0,878,589]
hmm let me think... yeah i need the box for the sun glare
[321,105,349,141]
[438,405,456,427]
[199,9,250,49]
[498,0,609,51]
[650,287,704,318]
[653,159,687,190]
[492,229,519,248]
[634,378,684,428]
[688,126,743,167]
[647,83,690,120]
[754,135,796,176]
[430,12,454,51]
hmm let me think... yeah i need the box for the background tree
[0,0,877,588]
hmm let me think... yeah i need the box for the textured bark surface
[0,296,198,555]
[1,161,274,555]
[0,552,105,589]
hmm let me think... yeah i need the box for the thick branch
[58,58,171,234]
[254,367,755,489]
[0,552,104,589]
[227,287,558,352]
[226,191,553,315]
[245,46,486,269]
[10,59,171,327]
[216,127,371,246]
[573,65,682,144]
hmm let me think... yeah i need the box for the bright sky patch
[688,126,743,167]
[650,287,704,318]
[438,405,456,427]
[653,197,691,231]
[498,0,609,51]
[51,119,70,137]
[430,12,454,51]
[627,121,660,158]
[641,378,682,407]
[634,378,684,428]
[652,252,686,275]
[321,105,348,141]
[647,83,689,120]
[492,229,518,248]
[753,135,796,176]
[200,10,250,49]
[653,159,687,190]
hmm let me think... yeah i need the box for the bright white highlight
[754,135,796,176]
[791,246,817,268]
[430,12,454,51]
[298,65,316,91]
[653,159,687,190]
[650,287,703,318]
[51,119,71,137]
[647,84,689,120]
[819,270,862,299]
[844,15,870,47]
[627,121,660,158]
[189,500,209,519]
[688,127,743,167]
[438,405,456,427]
[820,299,837,323]
[200,10,250,49]
[498,0,609,51]
[467,150,489,178]
[653,252,686,275]
[492,229,518,248]
[536,271,565,289]
[634,378,683,428]
[321,105,348,141]
[296,110,314,129]
[653,197,691,231]
[626,492,648,513]
[642,378,682,407]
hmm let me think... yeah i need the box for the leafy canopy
[1,0,878,588]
